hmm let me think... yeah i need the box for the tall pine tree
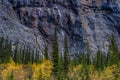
[44,47,49,60]
[86,41,91,65]
[0,37,4,63]
[64,36,69,73]
[52,28,59,76]
[95,49,104,70]
[107,35,119,65]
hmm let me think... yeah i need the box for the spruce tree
[81,61,90,80]
[44,47,49,60]
[52,28,59,76]
[95,48,107,71]
[58,54,64,80]
[21,47,25,64]
[8,40,12,60]
[81,53,86,65]
[86,41,91,65]
[0,37,12,63]
[35,50,39,64]
[64,36,69,73]
[3,39,11,63]
[107,35,119,65]
[24,48,31,64]
[71,57,79,66]
[0,37,4,63]
[78,53,83,64]
[31,50,34,64]
[14,45,18,64]
[18,49,23,64]
[95,49,102,70]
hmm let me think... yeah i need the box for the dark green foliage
[81,53,86,65]
[13,45,19,64]
[93,35,119,70]
[7,71,14,80]
[31,50,35,64]
[57,54,64,80]
[0,37,41,64]
[21,48,25,64]
[35,50,40,64]
[71,57,79,67]
[86,41,91,65]
[107,35,119,65]
[52,28,59,76]
[0,76,2,80]
[0,37,12,64]
[24,48,31,64]
[44,47,49,60]
[0,37,4,63]
[18,49,23,64]
[63,36,69,73]
[78,41,91,66]
[81,64,90,80]
[95,49,106,70]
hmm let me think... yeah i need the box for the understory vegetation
[0,30,120,80]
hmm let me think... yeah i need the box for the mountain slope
[0,0,120,55]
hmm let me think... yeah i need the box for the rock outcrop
[0,0,120,55]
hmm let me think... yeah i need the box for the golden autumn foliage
[32,60,53,80]
[0,60,53,80]
[67,64,120,80]
[0,60,120,80]
[0,61,25,80]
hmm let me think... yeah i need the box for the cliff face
[0,0,120,55]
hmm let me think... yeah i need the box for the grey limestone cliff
[0,0,120,55]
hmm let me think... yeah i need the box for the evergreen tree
[78,53,83,64]
[0,37,12,64]
[44,47,49,60]
[95,49,103,70]
[107,35,119,65]
[18,49,22,64]
[81,62,90,80]
[81,53,86,65]
[71,57,79,67]
[13,45,18,64]
[3,38,11,63]
[24,48,31,64]
[57,54,64,80]
[35,50,42,64]
[86,41,91,65]
[8,40,12,60]
[52,28,59,76]
[0,37,4,63]
[21,47,25,64]
[35,50,39,64]
[31,50,34,64]
[94,48,107,71]
[63,36,69,73]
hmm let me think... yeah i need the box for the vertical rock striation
[0,0,120,55]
